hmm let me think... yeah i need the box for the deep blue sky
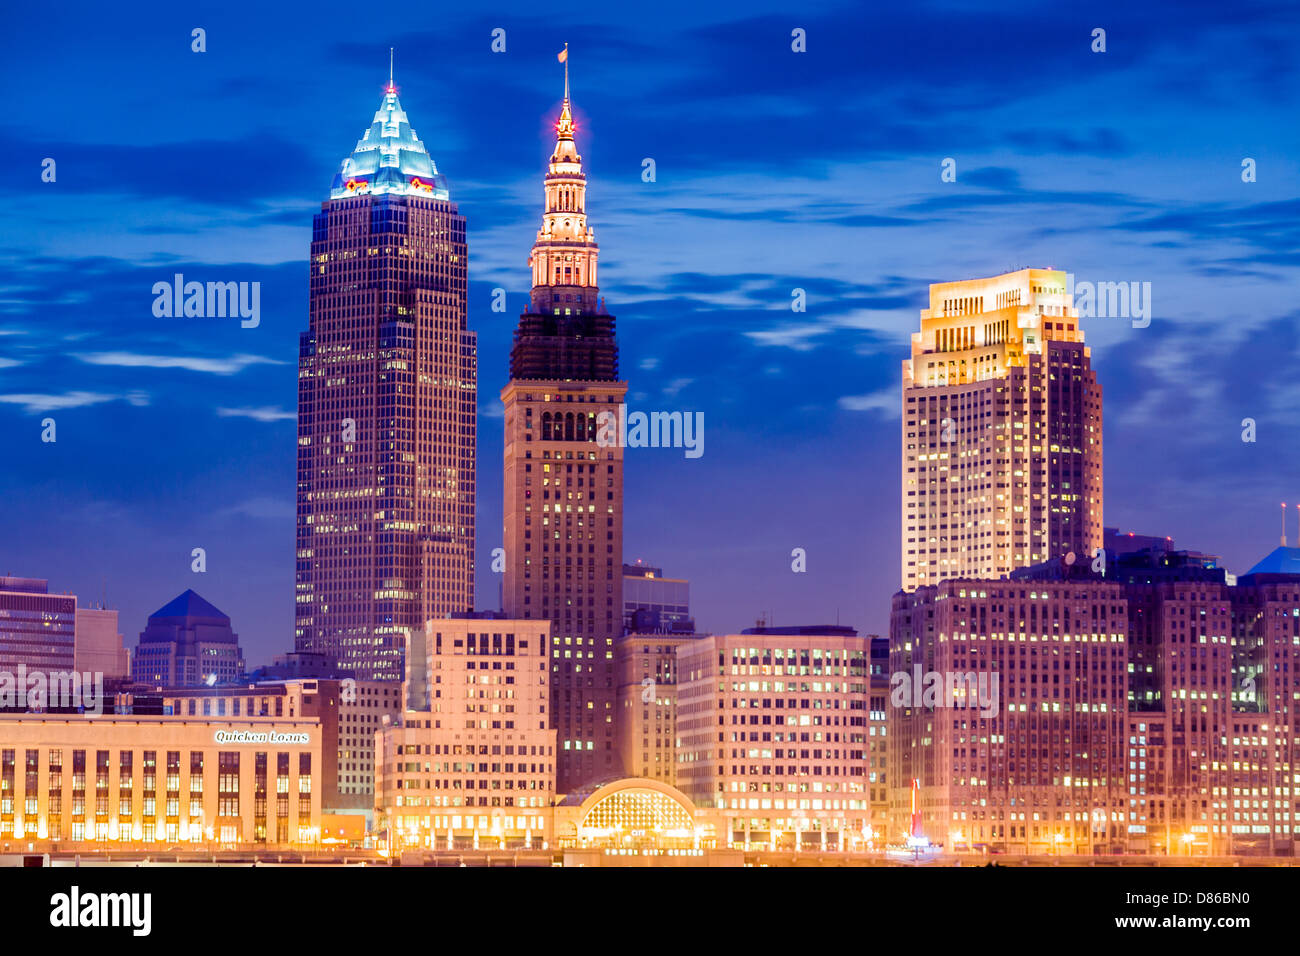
[1,0,1298,665]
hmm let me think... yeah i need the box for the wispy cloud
[838,388,898,415]
[216,406,295,423]
[661,377,694,398]
[745,324,831,351]
[76,352,285,374]
[0,390,147,413]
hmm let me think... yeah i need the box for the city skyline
[3,2,1300,901]
[2,0,1299,670]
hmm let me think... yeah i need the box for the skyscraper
[501,56,627,791]
[296,77,476,681]
[901,268,1102,591]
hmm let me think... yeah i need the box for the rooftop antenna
[388,47,394,90]
[1282,502,1288,547]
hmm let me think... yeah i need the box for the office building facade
[623,563,692,634]
[0,714,320,848]
[676,627,873,850]
[375,616,555,848]
[901,268,1102,591]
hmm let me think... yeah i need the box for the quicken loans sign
[213,731,310,745]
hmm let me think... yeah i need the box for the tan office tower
[501,58,627,792]
[901,268,1102,590]
[296,78,476,680]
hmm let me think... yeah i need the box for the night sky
[1,0,1298,666]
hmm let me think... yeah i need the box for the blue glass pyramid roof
[1244,546,1300,576]
[150,589,229,622]
[329,85,448,201]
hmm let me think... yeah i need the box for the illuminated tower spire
[526,45,601,320]
[501,49,627,789]
[328,72,447,201]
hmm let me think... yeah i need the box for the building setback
[901,268,1103,591]
[501,62,627,792]
[131,590,244,688]
[296,76,476,681]
[375,616,555,850]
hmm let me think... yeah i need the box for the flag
[557,46,568,63]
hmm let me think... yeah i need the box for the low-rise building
[614,631,699,785]
[0,713,320,848]
[158,679,401,814]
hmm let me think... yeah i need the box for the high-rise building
[887,542,1300,857]
[676,626,873,850]
[295,77,476,681]
[0,577,128,682]
[867,635,889,844]
[501,60,627,792]
[901,268,1102,591]
[131,590,244,687]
